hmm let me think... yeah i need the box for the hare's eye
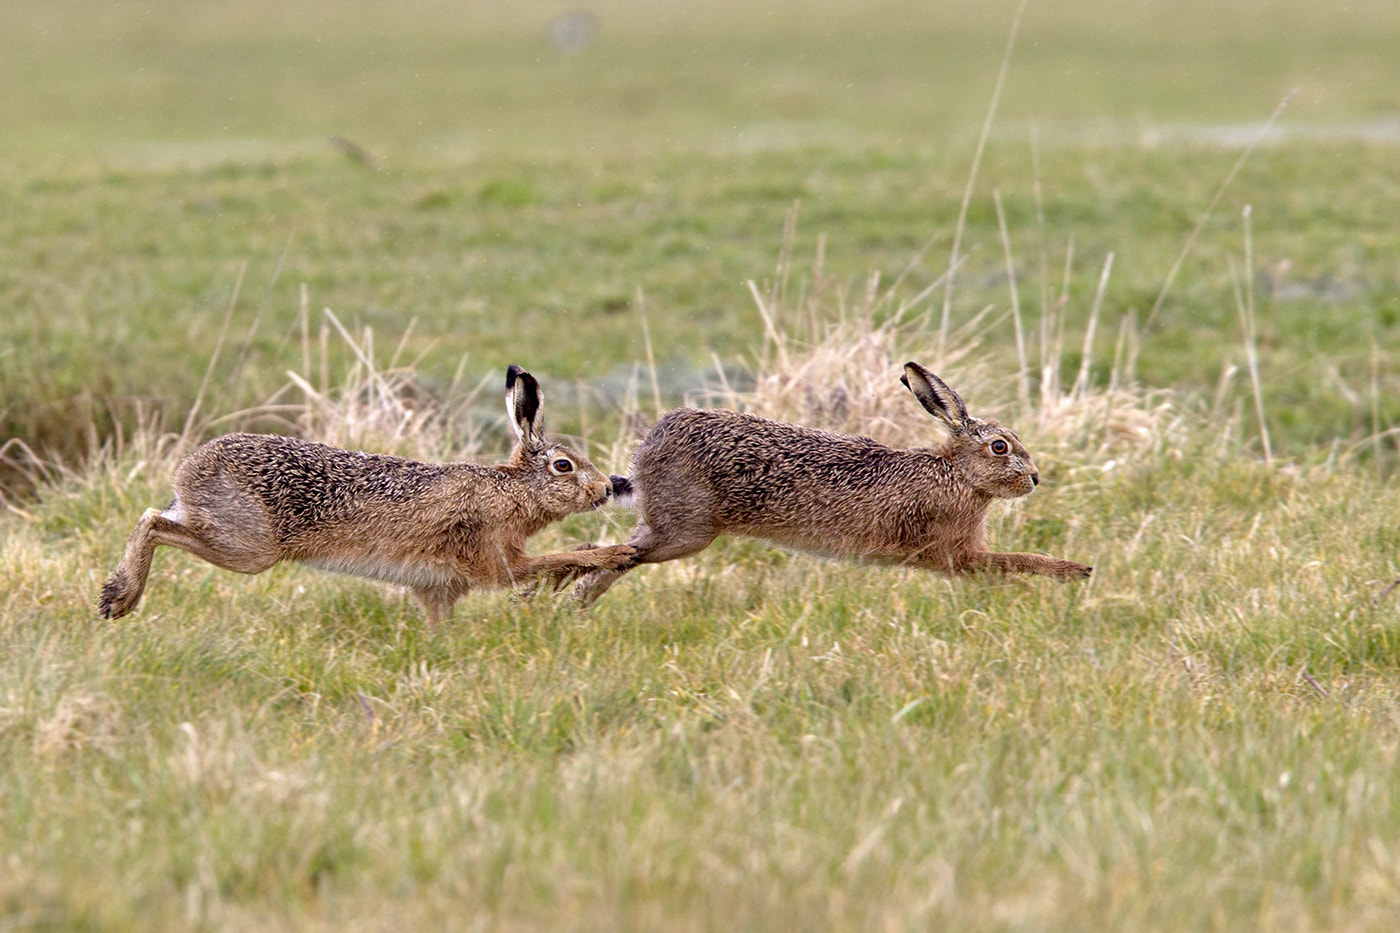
[550,457,575,475]
[989,439,1010,456]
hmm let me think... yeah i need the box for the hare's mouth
[991,476,1036,499]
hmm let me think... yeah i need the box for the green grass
[4,0,1400,928]
[5,431,1400,930]
[6,141,1399,483]
[4,0,1400,481]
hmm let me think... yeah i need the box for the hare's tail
[609,475,637,509]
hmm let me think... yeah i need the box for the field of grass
[4,0,1400,929]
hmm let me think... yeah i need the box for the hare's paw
[1054,559,1093,581]
[98,571,137,619]
[594,543,638,571]
[541,564,588,593]
[539,542,602,589]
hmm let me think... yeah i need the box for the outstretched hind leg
[99,506,178,618]
[575,519,717,607]
[99,501,279,619]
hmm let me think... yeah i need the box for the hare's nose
[1030,471,1040,486]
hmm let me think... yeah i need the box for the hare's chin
[991,479,1035,499]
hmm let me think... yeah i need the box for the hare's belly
[301,553,460,589]
[739,521,881,560]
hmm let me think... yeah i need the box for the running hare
[574,362,1091,604]
[99,365,634,624]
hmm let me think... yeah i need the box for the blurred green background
[5,0,1397,157]
[2,0,1399,482]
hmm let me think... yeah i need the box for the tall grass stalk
[993,188,1032,415]
[1145,89,1296,328]
[1232,205,1273,464]
[1370,333,1383,482]
[938,0,1029,360]
[1072,251,1114,401]
[178,261,247,453]
[636,287,664,420]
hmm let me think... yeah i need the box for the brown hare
[574,361,1091,604]
[99,365,634,624]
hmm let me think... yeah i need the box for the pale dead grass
[705,219,1192,478]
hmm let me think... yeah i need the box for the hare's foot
[590,543,639,571]
[519,544,637,583]
[573,569,623,608]
[98,568,143,619]
[974,551,1092,581]
[1055,559,1093,581]
[98,507,168,619]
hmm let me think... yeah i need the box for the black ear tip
[506,363,526,387]
[899,374,910,389]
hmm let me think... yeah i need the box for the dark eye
[989,439,1010,456]
[550,457,574,474]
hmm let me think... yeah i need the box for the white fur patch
[303,555,457,589]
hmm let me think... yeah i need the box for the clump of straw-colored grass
[703,207,1189,474]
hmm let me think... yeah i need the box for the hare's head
[504,365,616,516]
[901,362,1039,500]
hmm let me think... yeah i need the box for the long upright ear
[505,364,544,450]
[900,362,969,433]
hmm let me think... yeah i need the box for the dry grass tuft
[236,307,495,461]
[706,213,1191,474]
[76,305,504,492]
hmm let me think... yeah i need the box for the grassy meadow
[4,0,1400,929]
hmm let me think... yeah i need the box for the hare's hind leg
[99,500,280,619]
[100,507,168,619]
[100,504,230,618]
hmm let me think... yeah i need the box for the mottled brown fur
[99,366,634,624]
[575,362,1091,604]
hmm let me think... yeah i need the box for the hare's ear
[505,364,544,450]
[901,362,969,433]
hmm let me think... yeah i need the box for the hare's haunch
[575,362,1091,604]
[99,365,633,624]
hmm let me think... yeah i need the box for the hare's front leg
[518,543,637,580]
[974,551,1092,581]
[412,586,462,626]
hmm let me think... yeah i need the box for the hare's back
[635,408,906,505]
[633,409,968,558]
[176,433,453,535]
